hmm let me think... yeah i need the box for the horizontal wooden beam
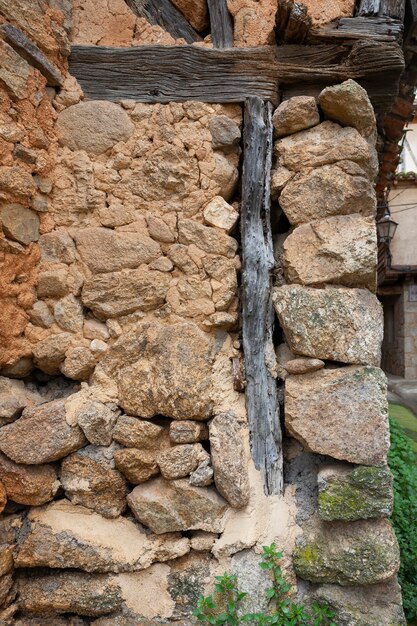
[69,45,280,103]
[309,16,403,43]
[69,41,404,113]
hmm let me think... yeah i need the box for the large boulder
[16,571,123,617]
[15,500,190,572]
[279,162,376,226]
[127,477,228,534]
[274,121,378,179]
[95,322,215,420]
[0,452,59,506]
[81,267,170,318]
[56,101,134,155]
[273,285,383,365]
[318,464,393,521]
[293,519,400,585]
[272,96,320,138]
[74,228,161,273]
[209,413,249,509]
[315,579,406,626]
[319,79,376,141]
[285,367,389,466]
[60,445,128,518]
[0,399,86,464]
[282,215,377,290]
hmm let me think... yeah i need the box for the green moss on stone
[318,466,393,521]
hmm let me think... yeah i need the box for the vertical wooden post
[241,96,283,495]
[207,0,234,48]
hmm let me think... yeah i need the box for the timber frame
[64,0,417,495]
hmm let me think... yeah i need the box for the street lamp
[377,208,398,244]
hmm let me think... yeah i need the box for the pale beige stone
[76,400,118,446]
[29,302,54,328]
[61,346,96,381]
[147,216,176,243]
[279,162,377,225]
[114,449,159,484]
[36,332,74,374]
[273,285,383,365]
[84,319,110,341]
[283,214,377,290]
[0,482,6,514]
[0,167,36,201]
[319,79,376,140]
[1,204,39,245]
[273,96,320,138]
[16,500,190,572]
[209,115,241,152]
[285,358,324,375]
[213,152,239,200]
[271,166,294,198]
[189,458,214,487]
[315,579,406,626]
[74,227,161,273]
[157,444,208,480]
[169,421,209,444]
[149,256,174,272]
[178,218,238,258]
[190,531,217,551]
[127,477,228,534]
[37,269,68,299]
[96,322,214,420]
[82,266,170,318]
[0,399,86,464]
[285,366,389,465]
[39,230,76,263]
[17,571,122,617]
[0,40,31,100]
[294,519,400,585]
[274,121,378,179]
[0,452,59,506]
[209,413,250,508]
[54,295,84,333]
[113,415,165,449]
[56,101,135,155]
[203,196,239,233]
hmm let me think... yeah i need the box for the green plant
[388,415,417,621]
[193,544,337,626]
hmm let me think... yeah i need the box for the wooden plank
[69,45,279,103]
[357,0,406,20]
[0,23,63,86]
[309,16,403,43]
[69,41,404,113]
[276,0,311,43]
[124,0,202,43]
[241,96,283,496]
[207,0,234,48]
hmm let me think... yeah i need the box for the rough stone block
[0,451,59,506]
[273,285,383,365]
[278,162,376,225]
[293,519,400,585]
[0,204,39,245]
[56,101,135,154]
[318,464,393,521]
[283,214,377,290]
[274,121,378,179]
[315,579,406,626]
[127,477,228,534]
[15,499,190,572]
[0,399,87,464]
[285,366,389,466]
[272,96,320,138]
[319,79,376,141]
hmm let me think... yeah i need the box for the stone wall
[0,1,407,625]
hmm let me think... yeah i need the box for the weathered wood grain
[357,0,406,20]
[0,23,63,86]
[69,40,404,113]
[310,16,403,43]
[69,45,279,103]
[124,0,202,43]
[241,97,283,496]
[276,0,311,43]
[207,0,234,48]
